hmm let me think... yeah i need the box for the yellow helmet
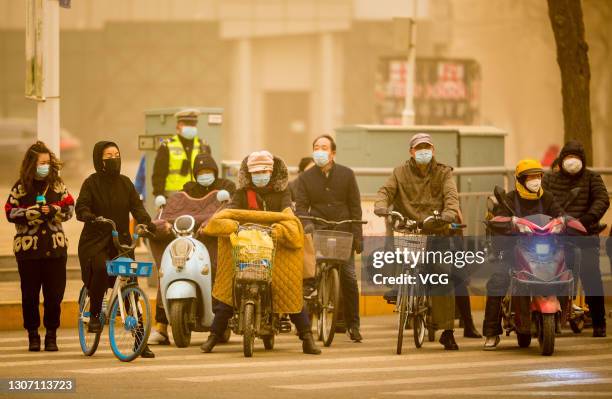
[515,159,544,178]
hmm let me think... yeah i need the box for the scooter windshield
[522,214,552,229]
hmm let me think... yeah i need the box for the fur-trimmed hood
[237,154,289,192]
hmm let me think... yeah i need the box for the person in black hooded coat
[182,152,236,199]
[76,141,156,357]
[542,140,610,337]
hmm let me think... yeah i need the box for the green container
[335,124,506,196]
[140,106,224,215]
[335,125,506,237]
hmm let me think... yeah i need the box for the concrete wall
[0,22,230,162]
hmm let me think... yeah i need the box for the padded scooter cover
[203,208,304,314]
[149,191,223,268]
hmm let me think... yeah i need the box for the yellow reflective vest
[164,135,202,193]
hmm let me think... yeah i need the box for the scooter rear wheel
[516,332,531,348]
[262,334,275,350]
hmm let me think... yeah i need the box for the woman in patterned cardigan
[5,141,74,352]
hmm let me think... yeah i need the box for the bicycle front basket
[106,257,153,277]
[313,230,354,262]
[231,225,275,282]
[394,233,427,254]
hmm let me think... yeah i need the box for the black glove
[579,214,596,230]
[374,207,388,217]
[353,237,363,255]
[146,222,157,234]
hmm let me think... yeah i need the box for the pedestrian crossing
[1,315,611,398]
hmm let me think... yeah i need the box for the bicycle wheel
[321,268,340,347]
[413,283,426,348]
[243,303,255,357]
[77,286,101,356]
[108,285,151,362]
[396,285,409,355]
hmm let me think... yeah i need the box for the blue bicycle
[78,218,154,362]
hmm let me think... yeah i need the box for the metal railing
[221,161,612,247]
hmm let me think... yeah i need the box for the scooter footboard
[511,274,573,297]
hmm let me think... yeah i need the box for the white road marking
[170,353,612,383]
[271,366,612,390]
[384,378,612,396]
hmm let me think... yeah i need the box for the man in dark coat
[295,135,364,342]
[76,141,156,357]
[542,140,610,337]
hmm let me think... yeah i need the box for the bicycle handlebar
[299,215,368,226]
[95,217,150,254]
[379,211,466,233]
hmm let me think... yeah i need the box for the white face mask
[180,126,198,140]
[562,158,582,175]
[525,178,541,193]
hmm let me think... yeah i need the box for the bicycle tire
[321,268,340,347]
[77,286,101,356]
[413,283,426,348]
[243,303,255,357]
[396,286,409,355]
[108,285,151,362]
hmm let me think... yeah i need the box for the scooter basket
[231,225,275,282]
[313,230,354,262]
[106,257,153,277]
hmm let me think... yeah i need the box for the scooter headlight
[170,238,193,270]
[535,243,550,256]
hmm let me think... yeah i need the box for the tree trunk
[547,0,593,165]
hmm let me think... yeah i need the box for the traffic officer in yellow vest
[152,109,209,208]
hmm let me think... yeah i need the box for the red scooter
[488,188,587,356]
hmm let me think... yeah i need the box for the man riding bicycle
[374,133,462,350]
[295,135,364,343]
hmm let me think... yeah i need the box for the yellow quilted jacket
[202,208,304,313]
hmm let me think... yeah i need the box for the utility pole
[401,0,418,126]
[26,0,60,156]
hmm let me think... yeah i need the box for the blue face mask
[36,164,50,178]
[252,173,271,188]
[414,149,433,165]
[312,150,330,167]
[197,173,215,187]
[180,126,198,140]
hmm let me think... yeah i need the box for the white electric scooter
[159,190,231,347]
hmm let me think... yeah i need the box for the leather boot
[140,344,155,358]
[439,330,459,350]
[456,295,482,338]
[200,334,219,353]
[44,330,58,352]
[300,332,321,355]
[28,330,40,352]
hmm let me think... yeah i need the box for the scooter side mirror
[493,185,514,216]
[216,190,231,203]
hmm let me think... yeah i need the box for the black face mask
[103,158,121,176]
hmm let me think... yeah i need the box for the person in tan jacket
[374,133,468,349]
